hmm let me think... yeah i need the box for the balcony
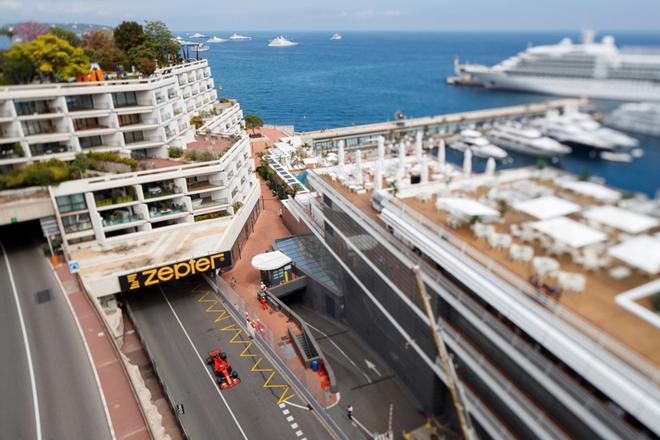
[102,212,143,227]
[0,143,24,160]
[191,196,228,210]
[148,200,187,219]
[29,142,72,156]
[94,187,137,208]
[15,100,55,116]
[143,181,181,199]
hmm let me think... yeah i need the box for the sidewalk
[54,263,150,440]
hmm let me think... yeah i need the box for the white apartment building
[0,60,217,168]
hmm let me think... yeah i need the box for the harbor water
[195,31,660,196]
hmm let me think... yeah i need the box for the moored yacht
[268,36,299,47]
[486,125,572,157]
[207,36,227,43]
[331,33,342,41]
[605,102,660,137]
[450,129,508,159]
[189,32,207,39]
[229,33,252,41]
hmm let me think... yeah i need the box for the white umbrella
[337,140,345,175]
[438,138,446,168]
[398,142,406,179]
[415,130,423,161]
[355,149,363,185]
[485,157,496,176]
[421,156,429,183]
[374,160,383,191]
[463,148,472,176]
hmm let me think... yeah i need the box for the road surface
[0,224,111,440]
[125,278,336,440]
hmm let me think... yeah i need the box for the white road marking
[160,287,248,440]
[1,242,42,440]
[286,416,294,422]
[296,430,304,437]
[304,322,372,384]
[278,403,286,409]
[282,409,290,415]
[291,423,298,429]
[365,359,383,377]
[284,400,312,410]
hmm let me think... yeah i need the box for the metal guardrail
[203,274,349,440]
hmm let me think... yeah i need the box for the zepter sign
[118,252,231,291]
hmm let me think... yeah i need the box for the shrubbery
[168,147,183,158]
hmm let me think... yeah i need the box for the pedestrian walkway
[54,263,150,440]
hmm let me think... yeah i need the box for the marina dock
[301,98,586,150]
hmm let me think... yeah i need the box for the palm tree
[244,114,263,136]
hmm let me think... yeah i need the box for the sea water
[183,32,660,195]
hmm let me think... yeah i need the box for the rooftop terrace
[310,148,660,371]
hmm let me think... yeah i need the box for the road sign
[39,216,60,238]
[10,217,16,223]
[69,261,80,273]
[176,404,185,415]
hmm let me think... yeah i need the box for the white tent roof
[251,251,292,271]
[436,197,500,217]
[531,216,607,248]
[583,206,659,234]
[608,235,660,275]
[558,180,621,202]
[514,196,581,220]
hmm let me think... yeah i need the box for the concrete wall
[0,187,54,225]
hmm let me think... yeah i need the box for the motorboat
[486,125,572,157]
[450,129,508,159]
[331,33,342,41]
[268,36,299,47]
[229,33,252,41]
[191,44,209,52]
[532,110,638,152]
[605,102,660,137]
[600,151,632,163]
[189,32,207,39]
[207,36,227,43]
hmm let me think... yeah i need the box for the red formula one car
[206,348,240,389]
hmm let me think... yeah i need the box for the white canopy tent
[251,251,292,271]
[608,235,660,275]
[436,197,499,218]
[514,196,581,220]
[558,180,621,203]
[531,216,607,248]
[583,206,659,234]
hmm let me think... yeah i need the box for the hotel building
[0,60,217,169]
[282,140,660,439]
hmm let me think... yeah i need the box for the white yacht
[189,32,207,39]
[207,36,227,43]
[605,102,660,137]
[268,36,299,47]
[229,33,252,41]
[331,33,342,41]
[561,109,639,148]
[457,30,660,101]
[486,125,572,157]
[450,129,508,159]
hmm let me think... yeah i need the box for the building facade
[0,60,217,169]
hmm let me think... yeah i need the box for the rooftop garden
[0,151,138,190]
[0,20,181,85]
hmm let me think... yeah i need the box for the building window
[123,131,145,144]
[56,194,86,213]
[73,118,100,131]
[79,136,103,149]
[66,95,94,111]
[323,194,333,207]
[22,119,55,136]
[112,91,137,108]
[15,100,52,116]
[30,142,68,156]
[324,221,334,236]
[61,213,92,233]
[118,114,141,126]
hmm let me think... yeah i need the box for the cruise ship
[458,31,660,101]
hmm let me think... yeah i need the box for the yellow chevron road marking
[276,387,296,405]
[214,309,230,322]
[240,342,256,357]
[197,292,215,303]
[250,358,272,372]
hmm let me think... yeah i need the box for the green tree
[81,30,128,72]
[114,21,144,53]
[48,26,80,47]
[142,21,179,64]
[2,43,35,84]
[244,114,264,136]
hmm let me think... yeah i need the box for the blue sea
[187,31,660,196]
